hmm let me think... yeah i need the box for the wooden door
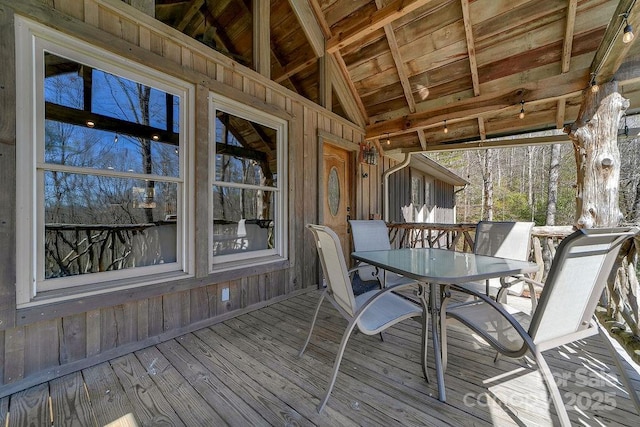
[323,144,351,262]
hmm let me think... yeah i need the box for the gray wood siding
[388,167,457,224]
[0,0,385,396]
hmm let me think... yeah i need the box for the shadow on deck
[2,290,639,426]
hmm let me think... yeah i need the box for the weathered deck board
[82,362,137,426]
[49,371,96,426]
[1,289,639,427]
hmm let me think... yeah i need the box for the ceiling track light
[443,120,448,134]
[622,12,634,43]
[519,100,525,119]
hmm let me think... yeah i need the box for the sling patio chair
[440,227,640,427]
[300,224,424,413]
[349,219,417,288]
[458,221,535,302]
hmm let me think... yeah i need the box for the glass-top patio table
[351,248,538,402]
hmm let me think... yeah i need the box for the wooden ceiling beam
[591,0,639,83]
[460,0,486,143]
[273,56,318,84]
[398,134,572,153]
[329,53,368,126]
[561,0,577,73]
[365,85,584,139]
[375,0,416,113]
[175,0,204,32]
[417,129,427,150]
[287,0,325,58]
[556,98,566,129]
[326,0,438,53]
[253,0,270,78]
[461,0,479,97]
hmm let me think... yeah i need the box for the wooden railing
[387,222,640,344]
[388,222,476,252]
[45,222,176,278]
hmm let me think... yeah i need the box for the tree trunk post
[566,81,627,229]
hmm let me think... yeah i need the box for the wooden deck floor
[1,289,639,426]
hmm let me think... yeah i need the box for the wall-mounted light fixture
[443,120,448,134]
[519,100,525,119]
[622,13,634,43]
[359,142,378,165]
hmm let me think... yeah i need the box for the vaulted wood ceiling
[154,0,640,153]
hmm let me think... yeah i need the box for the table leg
[430,282,446,402]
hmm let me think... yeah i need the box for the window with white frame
[209,96,287,269]
[15,17,194,306]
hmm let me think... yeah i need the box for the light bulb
[591,82,599,93]
[519,110,525,119]
[623,24,634,43]
[443,120,448,134]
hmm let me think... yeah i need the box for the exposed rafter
[287,0,325,58]
[376,0,416,114]
[326,0,437,53]
[562,0,578,73]
[461,0,484,142]
[591,0,639,83]
[175,0,204,32]
[330,53,368,126]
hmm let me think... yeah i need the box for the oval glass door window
[328,166,340,217]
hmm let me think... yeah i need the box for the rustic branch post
[566,81,640,340]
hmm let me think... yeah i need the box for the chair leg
[317,320,358,413]
[596,320,640,413]
[299,291,326,357]
[535,349,571,427]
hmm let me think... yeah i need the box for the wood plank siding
[2,290,640,426]
[0,0,383,396]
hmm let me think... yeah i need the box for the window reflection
[212,108,280,259]
[43,52,181,278]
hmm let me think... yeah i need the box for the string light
[590,73,599,93]
[519,100,525,119]
[443,120,448,134]
[622,13,634,43]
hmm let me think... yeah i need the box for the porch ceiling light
[519,100,525,119]
[622,13,634,43]
[590,73,599,93]
[443,120,448,134]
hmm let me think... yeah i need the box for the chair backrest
[474,221,534,260]
[529,227,638,345]
[349,220,391,280]
[307,224,357,317]
[474,221,534,293]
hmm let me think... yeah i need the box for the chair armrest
[520,276,545,314]
[444,284,536,357]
